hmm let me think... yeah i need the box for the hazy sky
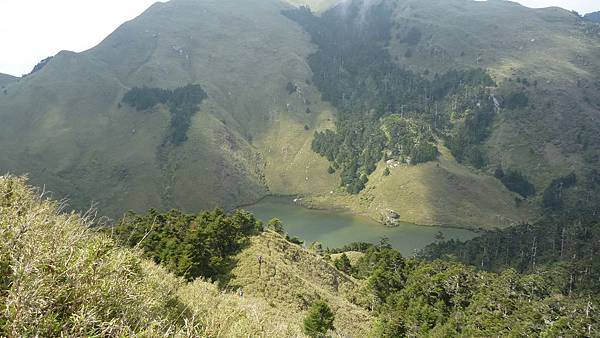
[0,0,597,76]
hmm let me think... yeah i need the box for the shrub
[334,253,352,273]
[303,300,335,337]
[503,92,529,109]
[500,170,536,198]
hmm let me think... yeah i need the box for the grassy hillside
[1,0,598,230]
[386,0,600,189]
[281,0,600,228]
[306,145,537,229]
[0,0,333,217]
[0,73,17,88]
[230,231,373,336]
[0,175,372,336]
[4,175,598,336]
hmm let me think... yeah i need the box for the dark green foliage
[303,300,335,337]
[286,81,297,94]
[503,91,529,109]
[383,168,390,176]
[122,87,171,111]
[122,84,207,145]
[111,208,260,282]
[267,218,285,235]
[333,253,352,273]
[423,214,600,293]
[499,169,536,198]
[400,27,422,46]
[284,2,495,192]
[542,173,577,211]
[27,56,54,76]
[327,166,335,174]
[353,243,599,336]
[327,242,374,254]
[286,235,304,245]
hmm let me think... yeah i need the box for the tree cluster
[111,208,260,282]
[494,166,536,198]
[284,1,497,193]
[122,84,208,145]
[332,241,599,336]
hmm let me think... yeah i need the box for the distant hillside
[0,73,17,88]
[0,0,337,217]
[585,11,600,23]
[0,0,599,229]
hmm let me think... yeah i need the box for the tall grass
[1,175,366,337]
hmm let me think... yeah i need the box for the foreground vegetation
[2,175,597,336]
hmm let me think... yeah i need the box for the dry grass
[0,175,373,337]
[229,231,374,337]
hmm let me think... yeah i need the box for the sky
[0,0,597,76]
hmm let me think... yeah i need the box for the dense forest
[422,170,600,295]
[330,241,598,337]
[111,208,260,283]
[122,84,207,145]
[283,2,502,193]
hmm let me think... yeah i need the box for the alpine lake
[245,196,479,256]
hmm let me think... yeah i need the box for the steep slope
[0,73,17,88]
[585,11,600,23]
[0,175,372,336]
[385,0,600,188]
[230,231,373,336]
[282,0,600,228]
[1,0,598,230]
[0,0,336,217]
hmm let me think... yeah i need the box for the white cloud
[515,0,597,14]
[0,0,597,76]
[0,0,161,76]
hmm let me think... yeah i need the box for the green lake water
[245,196,479,256]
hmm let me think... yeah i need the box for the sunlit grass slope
[230,231,374,336]
[1,0,598,230]
[0,175,373,336]
[387,0,600,188]
[307,145,538,229]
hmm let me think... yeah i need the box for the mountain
[585,11,600,23]
[0,0,338,217]
[0,0,599,229]
[0,73,17,88]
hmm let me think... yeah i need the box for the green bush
[112,208,260,282]
[303,300,335,337]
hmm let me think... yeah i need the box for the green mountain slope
[0,0,598,229]
[0,73,17,88]
[284,0,600,228]
[385,0,600,187]
[0,0,336,217]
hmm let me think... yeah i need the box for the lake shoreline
[242,194,489,233]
